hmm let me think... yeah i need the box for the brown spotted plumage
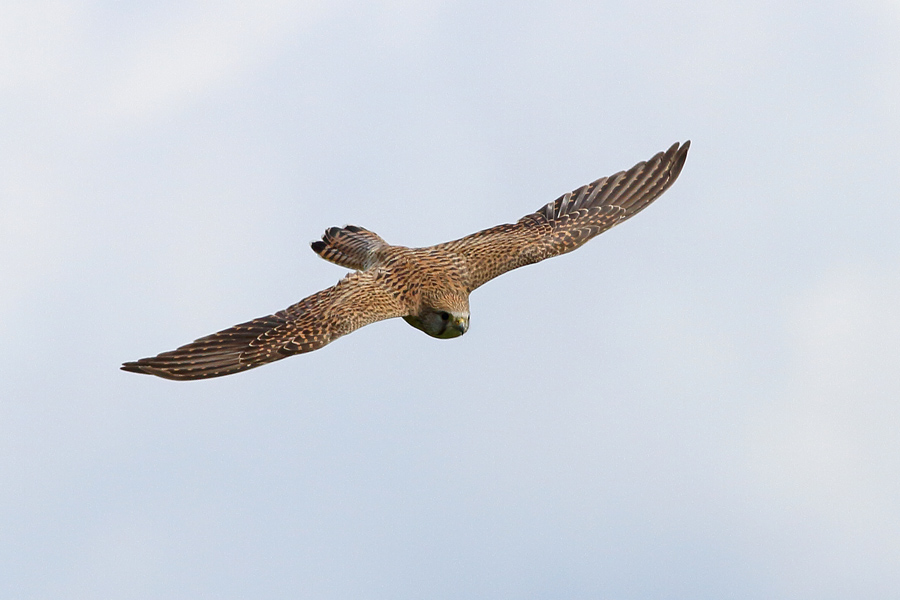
[122,141,689,380]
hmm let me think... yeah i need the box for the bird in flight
[122,141,690,380]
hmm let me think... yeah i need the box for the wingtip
[121,361,152,375]
[668,140,690,155]
[671,140,691,180]
[120,360,197,381]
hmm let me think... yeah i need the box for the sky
[3,1,900,598]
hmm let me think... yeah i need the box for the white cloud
[0,1,339,131]
[787,267,900,407]
[97,1,332,128]
[748,266,900,593]
[0,1,84,90]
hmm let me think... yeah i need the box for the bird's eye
[439,312,450,321]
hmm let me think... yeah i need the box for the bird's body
[123,141,690,380]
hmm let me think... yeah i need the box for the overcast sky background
[3,1,900,598]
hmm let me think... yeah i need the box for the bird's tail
[311,225,388,271]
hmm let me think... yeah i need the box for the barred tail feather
[311,225,388,271]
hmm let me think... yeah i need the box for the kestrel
[123,141,690,380]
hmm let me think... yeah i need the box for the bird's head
[403,292,470,339]
[403,309,469,339]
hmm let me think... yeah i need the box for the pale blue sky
[3,1,900,598]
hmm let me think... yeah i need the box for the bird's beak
[455,316,469,334]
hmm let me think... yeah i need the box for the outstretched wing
[439,141,690,291]
[121,270,405,380]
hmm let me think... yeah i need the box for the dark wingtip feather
[121,360,186,380]
[539,140,691,223]
[120,313,289,381]
[120,361,186,380]
[670,140,690,180]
